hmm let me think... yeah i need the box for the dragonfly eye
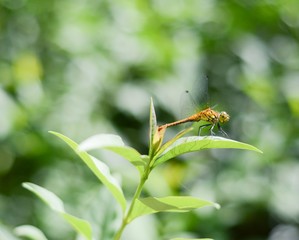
[219,111,230,123]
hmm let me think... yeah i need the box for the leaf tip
[249,146,263,154]
[48,131,59,136]
[22,182,31,190]
[257,149,263,154]
[214,203,221,210]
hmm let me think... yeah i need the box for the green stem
[114,170,150,240]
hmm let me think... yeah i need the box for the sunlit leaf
[154,136,263,166]
[49,131,127,213]
[23,182,64,212]
[129,196,219,222]
[154,127,193,159]
[0,224,19,240]
[78,133,146,174]
[149,97,159,157]
[61,213,93,240]
[78,134,124,150]
[152,126,166,157]
[14,225,48,240]
[22,183,92,240]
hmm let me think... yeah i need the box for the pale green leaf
[78,134,124,150]
[155,136,263,166]
[14,225,48,240]
[149,97,158,157]
[22,183,92,240]
[154,127,193,159]
[61,213,93,240]
[0,224,19,240]
[129,196,219,222]
[149,98,158,145]
[23,182,64,212]
[49,131,127,213]
[78,134,146,174]
[94,146,145,174]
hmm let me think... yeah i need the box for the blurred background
[1,0,299,239]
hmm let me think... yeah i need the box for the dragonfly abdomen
[160,117,196,129]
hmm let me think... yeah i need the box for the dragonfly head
[219,111,230,123]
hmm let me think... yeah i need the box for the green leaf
[78,134,146,174]
[22,183,92,240]
[154,136,263,166]
[23,182,64,212]
[61,213,93,239]
[129,196,219,222]
[78,133,125,150]
[149,98,158,145]
[14,225,48,240]
[149,97,158,157]
[106,146,147,174]
[153,127,193,160]
[49,131,127,213]
[0,224,19,240]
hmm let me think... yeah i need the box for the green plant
[20,99,262,240]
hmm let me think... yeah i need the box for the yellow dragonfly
[158,107,230,136]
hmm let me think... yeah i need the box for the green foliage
[128,196,219,223]
[23,100,261,240]
[23,183,92,240]
[1,0,299,239]
[78,133,147,175]
[48,131,127,213]
[154,135,262,167]
[14,225,48,240]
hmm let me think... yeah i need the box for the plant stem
[114,171,149,240]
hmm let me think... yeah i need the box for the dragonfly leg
[198,124,211,136]
[218,123,228,137]
[209,124,216,135]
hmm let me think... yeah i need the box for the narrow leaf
[106,146,147,174]
[23,183,92,240]
[78,134,146,174]
[0,225,19,240]
[78,134,124,151]
[49,131,127,213]
[23,182,64,212]
[155,136,263,166]
[149,97,158,157]
[152,126,166,156]
[14,225,48,240]
[154,127,193,159]
[129,196,219,222]
[61,213,93,240]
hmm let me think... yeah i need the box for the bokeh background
[1,0,299,239]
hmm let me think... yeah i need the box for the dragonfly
[158,107,230,136]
